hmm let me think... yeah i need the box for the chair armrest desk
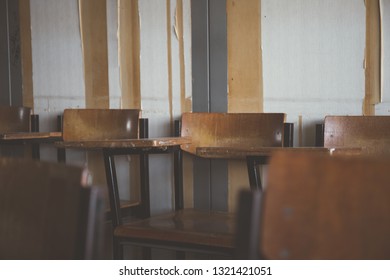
[55,137,191,226]
[195,146,362,189]
[0,132,63,160]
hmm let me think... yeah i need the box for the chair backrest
[324,115,390,155]
[0,106,31,133]
[180,112,286,155]
[0,157,105,259]
[62,109,141,141]
[259,151,390,259]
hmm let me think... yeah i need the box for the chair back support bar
[62,109,141,141]
[0,106,31,133]
[180,113,286,155]
[324,116,390,155]
[262,151,390,259]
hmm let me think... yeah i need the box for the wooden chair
[62,109,141,142]
[181,112,287,189]
[0,106,31,133]
[0,106,42,158]
[324,115,390,155]
[237,151,390,259]
[113,112,286,259]
[60,109,148,219]
[0,157,105,259]
[180,112,286,154]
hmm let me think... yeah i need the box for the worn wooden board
[79,0,109,109]
[227,0,263,211]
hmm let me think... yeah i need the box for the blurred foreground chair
[0,157,105,259]
[237,151,390,259]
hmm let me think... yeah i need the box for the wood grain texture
[0,106,31,133]
[196,146,362,159]
[119,0,141,109]
[262,151,390,259]
[324,115,390,155]
[227,0,263,113]
[364,0,381,115]
[19,0,34,109]
[0,132,61,140]
[57,137,191,149]
[62,109,140,141]
[114,209,236,249]
[180,112,285,156]
[79,0,109,109]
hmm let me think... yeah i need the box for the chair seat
[114,209,236,253]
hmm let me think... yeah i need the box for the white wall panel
[107,0,122,109]
[139,0,173,214]
[30,0,85,162]
[183,0,192,106]
[262,0,365,145]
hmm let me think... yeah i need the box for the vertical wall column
[0,0,10,105]
[0,0,23,106]
[191,0,228,211]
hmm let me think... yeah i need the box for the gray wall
[191,0,228,211]
[0,0,22,106]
